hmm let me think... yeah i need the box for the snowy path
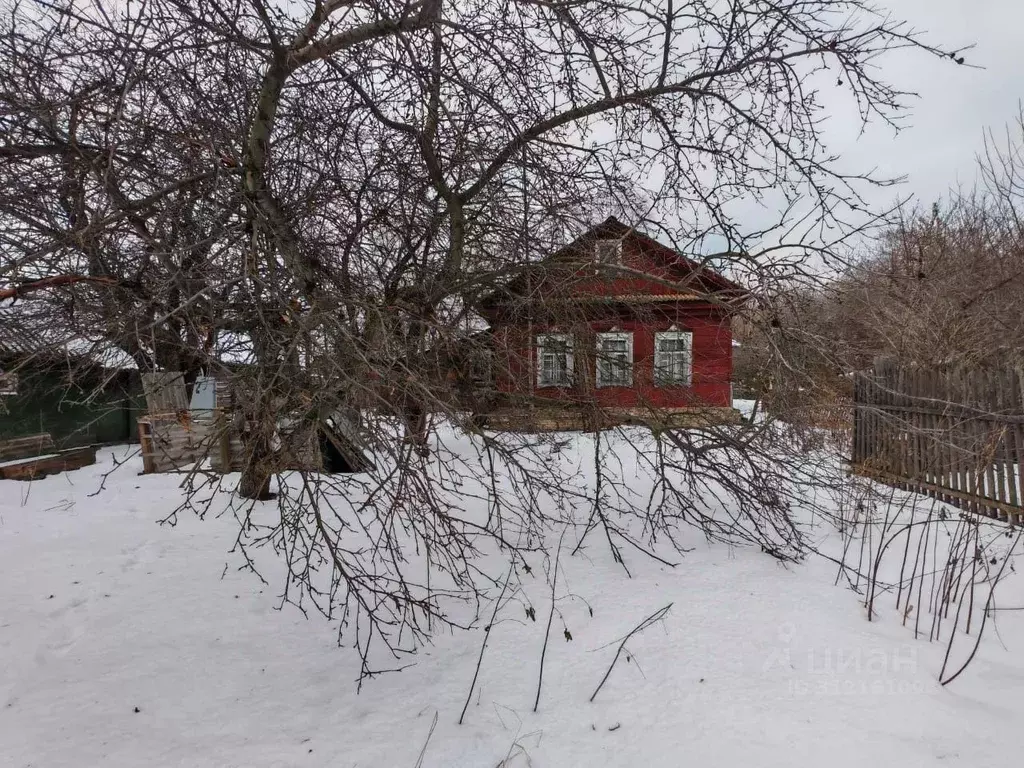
[0,446,1021,767]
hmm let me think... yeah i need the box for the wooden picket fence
[852,359,1024,525]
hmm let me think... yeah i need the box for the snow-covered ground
[1,436,1022,767]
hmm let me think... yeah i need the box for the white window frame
[0,371,17,396]
[654,329,692,386]
[594,239,622,264]
[536,333,573,388]
[595,331,633,388]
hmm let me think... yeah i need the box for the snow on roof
[0,302,137,370]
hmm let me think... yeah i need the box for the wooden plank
[864,374,872,466]
[216,409,232,473]
[1013,366,1024,523]
[857,401,1024,424]
[939,367,955,504]
[0,453,59,469]
[1005,407,1020,508]
[860,373,869,465]
[902,363,911,488]
[896,362,908,489]
[958,368,977,515]
[852,374,862,464]
[906,365,915,491]
[931,368,945,503]
[928,368,939,495]
[974,368,991,514]
[952,368,968,511]
[322,421,373,473]
[137,414,210,473]
[141,372,189,414]
[947,367,964,511]
[876,359,891,477]
[913,367,925,492]
[0,433,56,462]
[137,421,154,474]
[981,370,1002,519]
[909,364,917,489]
[0,446,97,481]
[1003,372,1020,525]
[993,369,1011,519]
[975,370,998,519]
[876,368,884,469]
[935,368,947,497]
[933,366,944,499]
[893,362,904,488]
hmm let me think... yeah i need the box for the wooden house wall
[494,227,735,306]
[493,305,733,408]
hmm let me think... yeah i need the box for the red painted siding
[493,307,733,408]
[504,226,739,302]
[485,223,738,410]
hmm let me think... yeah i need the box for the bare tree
[0,0,961,677]
[755,113,1024,408]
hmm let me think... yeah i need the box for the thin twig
[590,603,673,702]
[533,529,566,713]
[940,530,1022,686]
[413,710,439,768]
[459,563,515,725]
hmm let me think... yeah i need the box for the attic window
[0,372,17,396]
[594,239,622,264]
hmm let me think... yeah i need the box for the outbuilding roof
[0,302,136,369]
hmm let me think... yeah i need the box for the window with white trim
[536,333,573,388]
[596,331,633,387]
[594,239,622,264]
[654,329,692,386]
[0,371,17,396]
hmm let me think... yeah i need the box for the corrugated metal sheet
[0,304,71,357]
[0,303,135,368]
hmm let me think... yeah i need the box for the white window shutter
[624,333,634,386]
[684,335,692,387]
[596,332,633,387]
[654,330,692,386]
[536,334,573,388]
[564,336,574,386]
[654,335,666,383]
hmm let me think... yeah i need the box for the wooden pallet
[138,412,210,474]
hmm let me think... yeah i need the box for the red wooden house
[478,217,746,430]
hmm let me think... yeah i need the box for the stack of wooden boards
[0,432,97,481]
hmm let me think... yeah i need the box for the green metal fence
[0,365,143,447]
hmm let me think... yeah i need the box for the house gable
[482,218,744,318]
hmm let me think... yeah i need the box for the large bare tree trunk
[239,426,274,500]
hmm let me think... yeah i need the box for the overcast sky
[832,0,1021,209]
